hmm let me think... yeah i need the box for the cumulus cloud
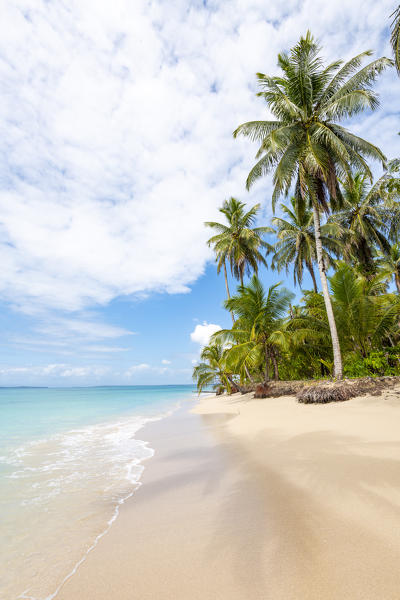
[190,322,222,347]
[1,0,399,385]
[161,359,171,365]
[0,0,398,315]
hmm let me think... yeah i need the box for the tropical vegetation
[193,31,400,395]
[205,197,271,292]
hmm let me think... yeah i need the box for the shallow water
[0,385,194,600]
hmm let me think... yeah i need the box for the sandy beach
[57,389,400,600]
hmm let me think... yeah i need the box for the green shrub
[344,348,400,378]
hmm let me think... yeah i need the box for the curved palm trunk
[226,373,246,394]
[312,204,343,379]
[307,261,318,293]
[244,363,255,383]
[223,261,236,324]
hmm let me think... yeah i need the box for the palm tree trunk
[395,271,400,294]
[226,373,244,394]
[307,261,318,293]
[312,203,343,379]
[240,271,244,287]
[244,364,255,383]
[226,373,245,394]
[271,353,279,380]
[223,260,231,299]
[264,345,270,383]
[223,261,236,324]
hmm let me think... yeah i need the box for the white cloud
[8,319,133,357]
[0,363,109,378]
[124,363,151,376]
[161,359,171,365]
[0,0,398,314]
[83,345,129,353]
[34,317,134,340]
[123,362,175,377]
[60,366,109,377]
[190,321,222,347]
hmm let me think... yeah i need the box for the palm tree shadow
[201,426,400,598]
[133,409,400,598]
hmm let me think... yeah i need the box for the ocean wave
[1,402,180,600]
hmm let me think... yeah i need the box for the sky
[0,0,399,386]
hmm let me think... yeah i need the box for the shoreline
[56,389,400,600]
[41,401,187,600]
[3,393,186,600]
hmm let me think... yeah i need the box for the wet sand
[57,389,400,600]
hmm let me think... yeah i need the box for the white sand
[57,389,400,599]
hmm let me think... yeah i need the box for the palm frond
[391,5,400,74]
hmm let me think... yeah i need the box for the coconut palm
[329,263,400,356]
[377,243,400,293]
[192,342,232,395]
[233,32,392,378]
[205,198,272,297]
[213,276,294,382]
[270,197,341,292]
[391,5,400,73]
[330,172,392,276]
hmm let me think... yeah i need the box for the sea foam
[0,398,180,600]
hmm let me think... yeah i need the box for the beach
[2,2,400,599]
[56,388,400,600]
[0,385,192,600]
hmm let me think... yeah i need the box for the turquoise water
[0,385,194,449]
[0,385,194,600]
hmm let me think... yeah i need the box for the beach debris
[254,382,271,398]
[296,376,400,404]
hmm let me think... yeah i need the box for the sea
[0,385,194,600]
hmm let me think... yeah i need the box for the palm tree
[391,5,400,73]
[329,263,400,357]
[330,172,392,276]
[233,32,392,378]
[192,342,233,395]
[270,197,340,292]
[213,276,294,382]
[285,291,333,377]
[205,198,272,298]
[377,243,400,293]
[285,266,400,376]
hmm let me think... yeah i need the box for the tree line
[193,17,400,394]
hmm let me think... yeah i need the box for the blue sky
[0,0,399,385]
